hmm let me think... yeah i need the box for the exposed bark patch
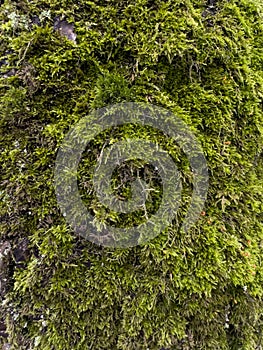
[53,17,77,43]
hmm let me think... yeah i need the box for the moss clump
[0,0,263,349]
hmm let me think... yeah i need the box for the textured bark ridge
[0,241,11,347]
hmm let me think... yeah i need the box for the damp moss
[0,0,263,349]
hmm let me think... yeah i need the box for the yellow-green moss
[0,0,263,349]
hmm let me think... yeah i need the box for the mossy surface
[0,0,263,349]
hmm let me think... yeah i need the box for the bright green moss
[0,0,263,349]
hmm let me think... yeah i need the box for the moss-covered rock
[0,0,263,349]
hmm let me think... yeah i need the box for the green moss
[0,0,263,349]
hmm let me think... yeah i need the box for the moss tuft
[0,0,263,349]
